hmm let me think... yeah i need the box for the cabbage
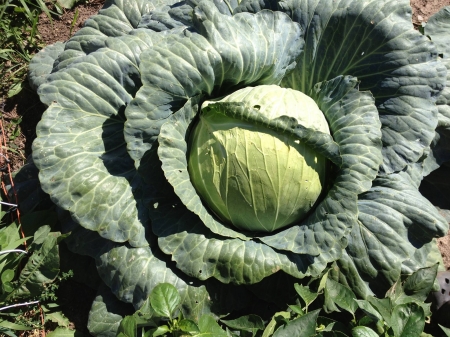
[27,0,450,334]
[188,85,329,232]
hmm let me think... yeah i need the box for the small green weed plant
[0,204,75,336]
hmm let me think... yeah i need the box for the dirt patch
[438,235,450,270]
[38,0,105,46]
[411,0,450,24]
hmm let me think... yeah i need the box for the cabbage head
[27,0,450,335]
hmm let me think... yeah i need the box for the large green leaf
[28,42,65,91]
[96,244,210,314]
[151,193,327,284]
[33,34,159,247]
[53,0,182,71]
[237,0,446,174]
[139,3,194,31]
[88,283,135,337]
[338,173,447,297]
[425,6,450,59]
[124,1,303,164]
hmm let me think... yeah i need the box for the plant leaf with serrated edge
[5,232,60,301]
[0,319,33,331]
[42,305,70,328]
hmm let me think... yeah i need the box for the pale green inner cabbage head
[188,85,330,233]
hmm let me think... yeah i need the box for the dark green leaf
[366,297,392,327]
[273,309,320,337]
[117,316,137,337]
[294,283,318,308]
[221,314,264,335]
[351,326,378,337]
[196,315,228,337]
[179,319,199,334]
[391,303,425,337]
[325,278,357,315]
[403,264,438,301]
[355,300,382,322]
[7,233,60,300]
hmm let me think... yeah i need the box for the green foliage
[0,205,76,335]
[117,266,438,337]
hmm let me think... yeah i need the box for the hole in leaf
[199,270,202,274]
[445,278,449,284]
[442,289,446,294]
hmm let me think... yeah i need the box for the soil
[1,0,450,335]
[411,0,450,24]
[37,0,105,46]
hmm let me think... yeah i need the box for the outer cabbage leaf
[51,0,183,73]
[96,245,213,316]
[33,34,159,247]
[124,1,303,164]
[88,283,135,337]
[65,222,250,320]
[151,190,327,284]
[425,6,450,59]
[236,0,446,174]
[139,3,194,31]
[420,8,450,227]
[28,42,65,91]
[401,239,446,275]
[335,173,448,298]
